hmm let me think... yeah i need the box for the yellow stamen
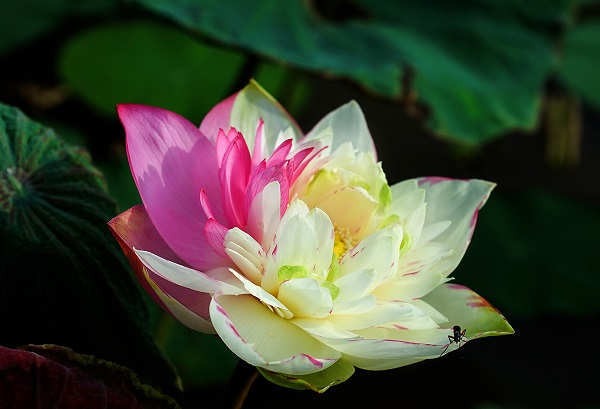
[333,225,358,260]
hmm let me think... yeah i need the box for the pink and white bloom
[109,81,513,391]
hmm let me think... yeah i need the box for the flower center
[333,224,358,260]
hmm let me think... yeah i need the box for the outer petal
[416,178,495,277]
[142,267,216,334]
[199,92,237,144]
[108,205,182,312]
[134,249,246,323]
[117,104,226,270]
[304,101,377,157]
[210,294,341,375]
[109,207,228,329]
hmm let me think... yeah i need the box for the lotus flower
[109,81,513,391]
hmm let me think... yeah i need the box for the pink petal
[251,119,265,167]
[199,92,237,144]
[215,128,239,166]
[219,133,252,227]
[245,161,292,219]
[117,104,225,270]
[266,139,293,167]
[205,218,229,258]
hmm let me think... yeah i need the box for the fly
[439,325,467,357]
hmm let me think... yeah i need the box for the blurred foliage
[59,20,246,121]
[456,188,600,319]
[0,0,116,55]
[130,0,571,144]
[58,18,312,129]
[558,22,600,109]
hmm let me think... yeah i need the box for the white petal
[334,268,377,302]
[305,101,376,156]
[135,249,244,295]
[228,269,292,319]
[225,228,266,285]
[210,294,341,375]
[291,317,359,340]
[328,302,415,331]
[419,221,452,242]
[416,178,495,277]
[268,212,318,268]
[397,242,452,276]
[389,178,419,198]
[278,278,333,318]
[389,182,426,219]
[339,224,402,290]
[373,272,445,301]
[261,201,318,294]
[332,294,377,315]
[225,244,263,285]
[309,328,443,362]
[356,326,457,347]
[411,299,448,325]
[305,207,335,280]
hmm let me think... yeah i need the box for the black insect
[439,325,468,357]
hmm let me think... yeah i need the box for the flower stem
[219,360,259,409]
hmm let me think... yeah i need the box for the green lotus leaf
[130,0,569,143]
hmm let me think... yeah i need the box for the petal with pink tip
[210,294,341,375]
[422,283,514,338]
[118,104,226,270]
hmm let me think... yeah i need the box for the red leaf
[0,344,180,409]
